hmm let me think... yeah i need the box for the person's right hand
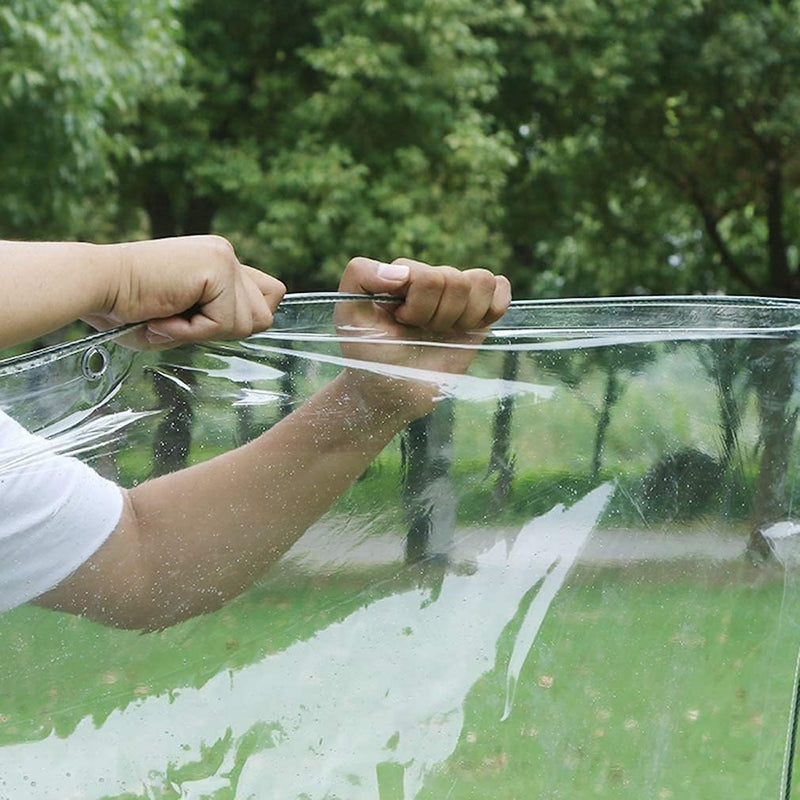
[334,256,511,421]
[83,236,285,347]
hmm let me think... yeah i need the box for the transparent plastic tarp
[2,295,800,799]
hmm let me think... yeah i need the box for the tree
[494,0,800,298]
[0,0,183,238]
[536,344,656,479]
[119,0,525,288]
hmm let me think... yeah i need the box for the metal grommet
[81,346,109,381]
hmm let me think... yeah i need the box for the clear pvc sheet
[1,295,800,799]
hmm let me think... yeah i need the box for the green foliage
[5,0,800,296]
[118,0,525,287]
[496,0,800,297]
[0,0,184,237]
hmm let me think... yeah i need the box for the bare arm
[37,372,413,629]
[34,257,511,629]
[0,235,285,349]
[0,240,113,348]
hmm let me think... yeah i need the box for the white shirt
[0,409,123,612]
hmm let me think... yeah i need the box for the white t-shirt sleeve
[0,409,123,612]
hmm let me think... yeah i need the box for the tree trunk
[488,351,519,504]
[144,178,217,239]
[764,152,792,296]
[401,401,456,564]
[144,182,179,239]
[747,340,800,560]
[591,366,620,480]
[184,195,217,236]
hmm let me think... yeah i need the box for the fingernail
[377,262,410,281]
[146,326,174,343]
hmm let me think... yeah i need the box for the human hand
[339,256,510,332]
[334,257,511,420]
[83,236,285,347]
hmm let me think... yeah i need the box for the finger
[229,279,256,339]
[480,275,513,327]
[241,273,275,333]
[147,312,227,343]
[244,266,286,312]
[338,256,411,296]
[424,267,472,331]
[453,268,500,330]
[147,278,246,342]
[185,267,238,337]
[392,260,446,328]
[163,269,269,342]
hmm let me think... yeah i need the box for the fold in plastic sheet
[2,296,800,798]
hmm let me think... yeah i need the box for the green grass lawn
[418,562,796,800]
[1,553,797,799]
[3,340,800,797]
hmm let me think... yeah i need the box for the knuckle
[442,267,471,296]
[271,278,287,301]
[252,310,272,332]
[341,256,374,290]
[206,234,234,252]
[205,235,238,266]
[233,319,253,338]
[345,255,371,272]
[414,269,443,292]
[470,268,499,293]
[257,295,276,324]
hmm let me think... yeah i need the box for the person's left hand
[81,236,285,350]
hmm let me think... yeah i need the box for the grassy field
[417,562,797,800]
[0,543,797,799]
[3,339,800,797]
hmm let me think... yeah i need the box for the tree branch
[688,185,763,294]
[619,131,762,293]
[764,148,793,295]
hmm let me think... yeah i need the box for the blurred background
[3,0,799,300]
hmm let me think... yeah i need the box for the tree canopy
[2,0,800,297]
[497,0,800,297]
[0,0,183,237]
[118,0,524,288]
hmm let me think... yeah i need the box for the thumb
[339,257,411,295]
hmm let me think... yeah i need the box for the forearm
[42,371,415,629]
[0,241,115,348]
[30,254,510,628]
[0,236,287,351]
